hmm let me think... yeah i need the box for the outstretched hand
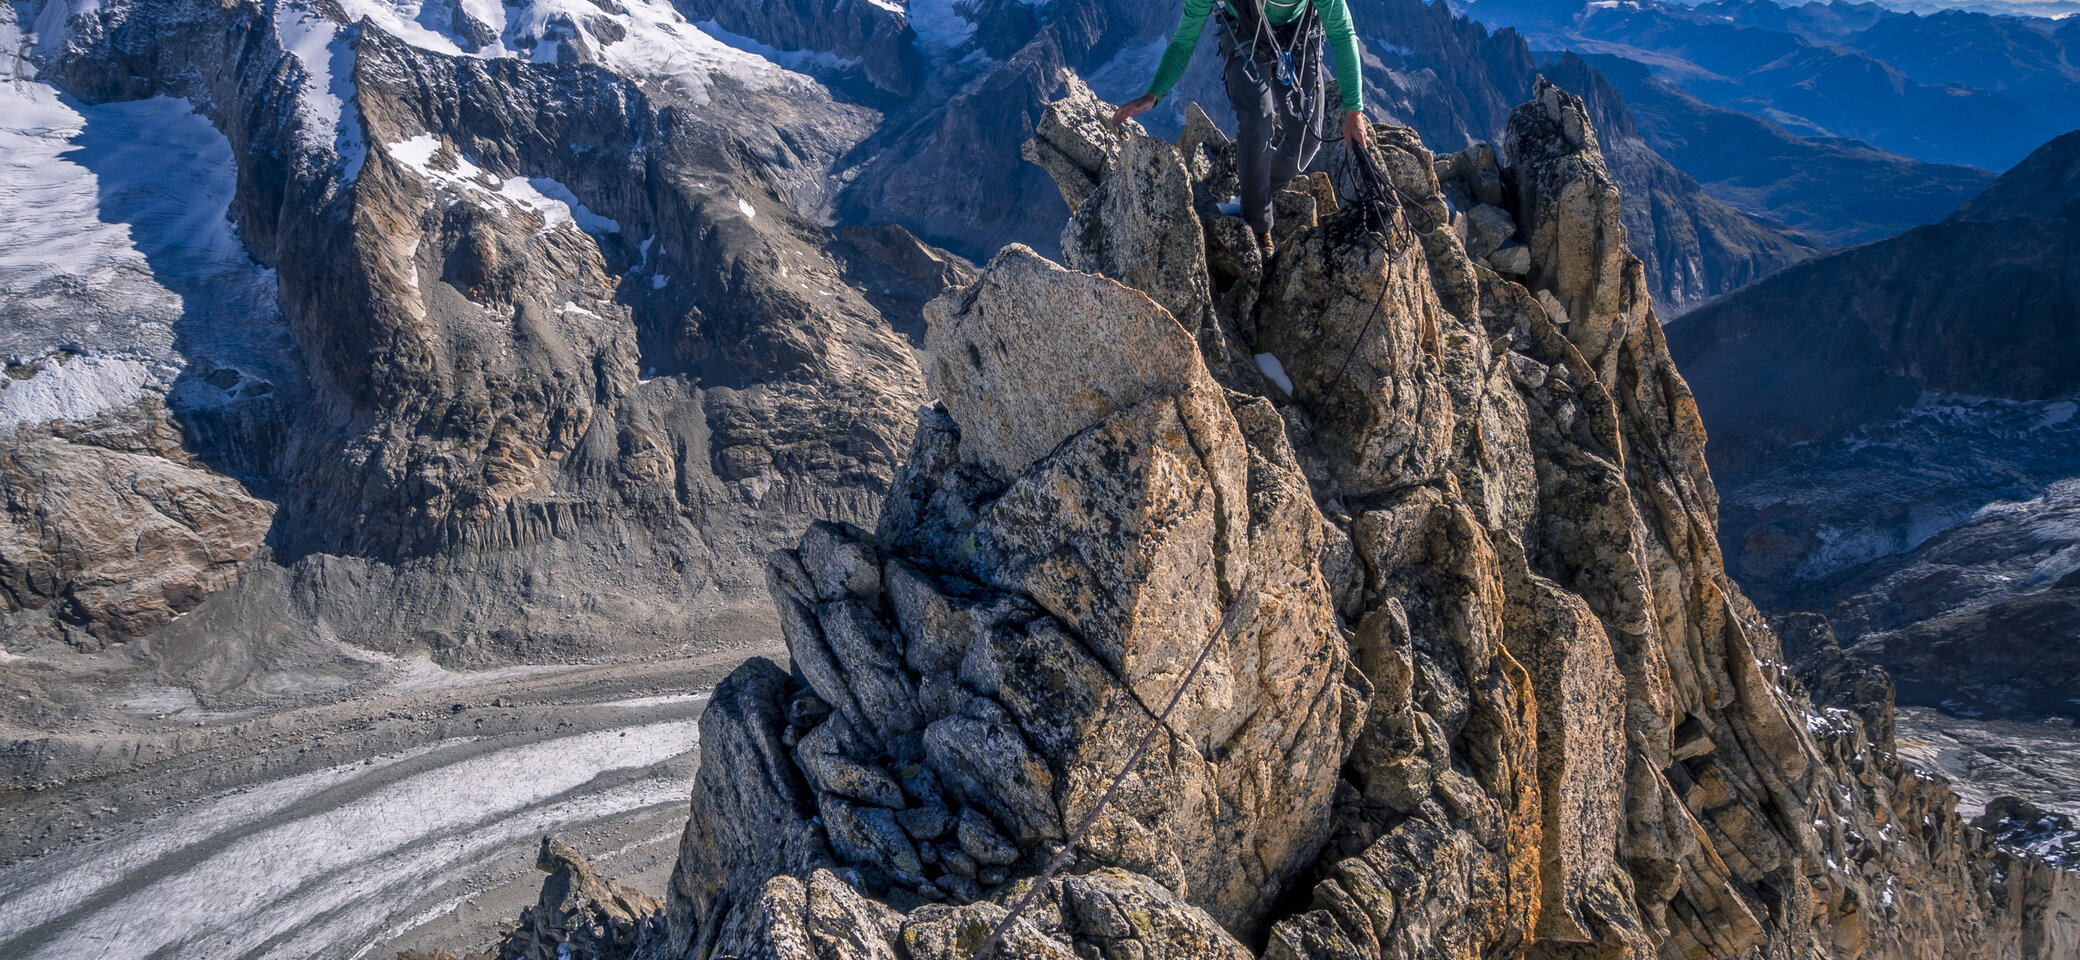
[1110,94,1158,131]
[1343,110,1370,152]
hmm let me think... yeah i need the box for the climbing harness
[1226,0,1325,135]
[966,586,1261,960]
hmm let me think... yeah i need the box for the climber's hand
[1110,95,1158,131]
[1344,111,1370,152]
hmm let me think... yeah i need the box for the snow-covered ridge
[273,1,368,182]
[314,0,829,103]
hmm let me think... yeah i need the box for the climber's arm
[1315,0,1365,113]
[1148,0,1219,103]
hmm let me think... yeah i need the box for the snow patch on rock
[692,18,861,72]
[0,355,156,430]
[525,176,621,233]
[384,134,617,234]
[274,4,367,181]
[1253,352,1293,395]
[318,0,826,104]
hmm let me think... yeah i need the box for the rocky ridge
[487,80,2078,960]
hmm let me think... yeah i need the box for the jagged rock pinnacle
[645,77,2080,960]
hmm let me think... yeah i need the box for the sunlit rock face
[8,0,959,662]
[654,78,2080,960]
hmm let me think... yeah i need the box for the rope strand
[966,587,1258,960]
[1319,140,1423,399]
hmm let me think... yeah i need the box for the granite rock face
[648,79,2079,960]
[11,0,946,669]
[0,399,272,649]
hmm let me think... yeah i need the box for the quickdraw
[1229,0,1325,133]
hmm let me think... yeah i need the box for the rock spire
[632,76,2080,960]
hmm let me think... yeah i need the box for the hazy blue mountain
[1667,131,2080,716]
[1704,0,2080,134]
[1460,0,2071,169]
[1576,52,1995,246]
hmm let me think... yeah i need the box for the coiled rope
[1318,135,1432,400]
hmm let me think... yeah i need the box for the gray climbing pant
[1218,14,1327,238]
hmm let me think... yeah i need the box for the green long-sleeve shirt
[1146,0,1365,113]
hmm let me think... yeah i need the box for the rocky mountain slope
[1667,131,2080,719]
[3,0,960,686]
[450,81,2079,960]
[1822,482,2080,719]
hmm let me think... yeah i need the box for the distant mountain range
[1668,131,2080,717]
[1462,0,2080,171]
[1573,52,1995,246]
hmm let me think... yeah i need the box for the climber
[1108,0,1368,253]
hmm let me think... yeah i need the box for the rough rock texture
[0,398,272,648]
[493,838,667,960]
[1773,613,1898,750]
[15,0,952,675]
[1667,130,2080,719]
[646,79,2080,960]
